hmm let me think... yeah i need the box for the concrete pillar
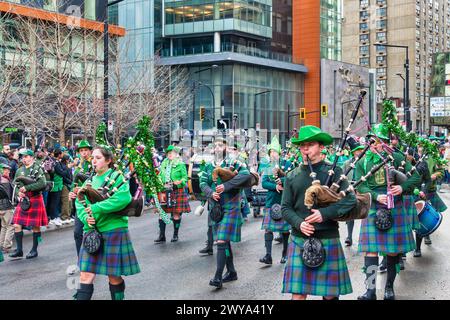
[170,38,173,56]
[214,32,221,53]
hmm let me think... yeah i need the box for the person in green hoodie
[281,126,356,300]
[74,146,140,300]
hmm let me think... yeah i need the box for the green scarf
[366,151,382,164]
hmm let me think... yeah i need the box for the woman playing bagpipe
[281,125,357,300]
[154,145,191,243]
[355,124,421,300]
[259,136,291,265]
[73,145,140,300]
[9,149,48,260]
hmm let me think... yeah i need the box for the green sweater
[14,162,47,193]
[281,161,357,239]
[75,169,131,233]
[262,159,291,208]
[158,158,188,188]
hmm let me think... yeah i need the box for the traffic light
[199,106,205,121]
[299,108,306,120]
[321,104,328,117]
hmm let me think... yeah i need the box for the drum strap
[164,161,172,184]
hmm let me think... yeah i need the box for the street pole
[287,104,290,143]
[405,52,411,132]
[253,90,271,129]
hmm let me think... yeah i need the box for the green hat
[76,140,92,151]
[19,149,34,157]
[291,125,333,146]
[166,145,176,153]
[267,136,282,154]
[351,145,365,153]
[0,163,11,170]
[368,123,389,141]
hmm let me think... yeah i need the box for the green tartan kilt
[261,206,290,232]
[213,192,243,243]
[426,192,448,213]
[79,228,141,277]
[403,195,421,231]
[282,235,352,297]
[358,197,416,254]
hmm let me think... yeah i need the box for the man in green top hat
[76,140,92,151]
[281,125,356,300]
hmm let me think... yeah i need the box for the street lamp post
[253,90,271,129]
[192,65,218,131]
[374,43,410,131]
[396,73,406,126]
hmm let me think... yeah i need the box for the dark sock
[75,283,94,300]
[173,218,181,236]
[14,231,23,253]
[416,234,423,251]
[346,220,354,239]
[214,242,227,279]
[264,232,273,256]
[31,232,41,252]
[207,226,213,248]
[322,296,339,300]
[109,280,125,300]
[363,256,379,293]
[386,255,399,287]
[281,232,289,256]
[225,242,236,273]
[159,219,166,237]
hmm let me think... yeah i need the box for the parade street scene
[2,0,450,302]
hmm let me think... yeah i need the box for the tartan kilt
[282,235,352,297]
[261,206,291,232]
[12,193,48,228]
[214,192,243,243]
[403,195,421,231]
[79,228,140,277]
[358,197,416,254]
[163,188,191,214]
[426,192,448,213]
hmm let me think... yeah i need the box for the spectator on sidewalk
[46,149,64,227]
[59,155,73,224]
[0,164,15,253]
[0,145,11,165]
[8,150,19,181]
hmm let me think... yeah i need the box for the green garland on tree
[95,121,108,146]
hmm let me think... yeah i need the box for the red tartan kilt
[12,192,48,227]
[162,188,191,214]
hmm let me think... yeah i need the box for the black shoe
[209,278,223,289]
[399,258,405,270]
[274,236,282,244]
[222,271,238,283]
[259,254,272,265]
[357,290,377,300]
[345,237,352,247]
[280,256,288,264]
[154,235,166,243]
[9,250,23,259]
[199,246,213,255]
[171,235,179,242]
[26,250,38,259]
[384,286,395,300]
[424,236,432,245]
[413,249,422,257]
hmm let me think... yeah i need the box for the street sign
[217,119,229,130]
[4,127,18,133]
[256,123,260,131]
[108,120,114,132]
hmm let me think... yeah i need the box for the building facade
[342,0,450,133]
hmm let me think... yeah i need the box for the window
[376,32,386,42]
[377,68,386,77]
[376,45,386,53]
[360,34,369,42]
[377,8,387,18]
[360,45,369,55]
[360,11,369,20]
[376,20,386,29]
[360,22,369,32]
[377,55,386,64]
[360,0,369,7]
[377,80,386,86]
[360,57,369,66]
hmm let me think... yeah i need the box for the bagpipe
[212,158,259,188]
[14,164,46,211]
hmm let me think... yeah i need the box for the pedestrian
[355,124,420,300]
[154,145,191,243]
[9,149,48,260]
[0,144,10,165]
[281,125,356,300]
[60,154,73,224]
[73,146,140,300]
[46,149,64,226]
[259,136,291,265]
[8,150,19,180]
[0,163,15,253]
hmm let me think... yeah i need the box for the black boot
[259,232,273,264]
[154,219,166,243]
[171,218,181,242]
[414,234,423,257]
[26,232,40,259]
[74,283,94,300]
[209,242,227,289]
[223,242,238,283]
[384,255,399,300]
[280,232,289,264]
[9,231,24,259]
[424,235,432,245]
[345,220,354,246]
[274,234,282,244]
[199,226,213,255]
[109,280,125,300]
[357,256,378,300]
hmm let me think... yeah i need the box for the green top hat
[368,123,389,141]
[166,145,176,153]
[291,125,333,146]
[76,140,92,151]
[267,136,282,154]
[19,149,34,157]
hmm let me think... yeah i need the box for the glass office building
[320,0,342,61]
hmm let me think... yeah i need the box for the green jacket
[158,158,188,188]
[71,158,93,190]
[75,169,131,233]
[425,157,444,192]
[281,161,357,239]
[262,159,291,208]
[354,151,421,200]
[13,162,47,194]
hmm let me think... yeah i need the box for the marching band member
[281,126,356,300]
[74,146,140,300]
[355,124,420,300]
[155,145,191,243]
[260,136,291,265]
[9,149,48,260]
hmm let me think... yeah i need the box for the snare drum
[415,200,443,237]
[188,161,206,201]
[157,192,167,206]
